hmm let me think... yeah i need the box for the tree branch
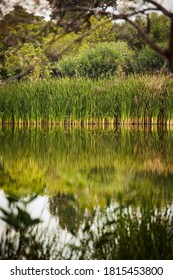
[46,17,112,60]
[1,65,34,84]
[146,0,173,18]
[125,16,167,60]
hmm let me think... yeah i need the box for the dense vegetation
[0,75,173,125]
[0,6,172,125]
[0,2,173,261]
[0,6,170,81]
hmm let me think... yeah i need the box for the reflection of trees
[124,171,173,205]
[1,127,173,208]
[87,165,115,185]
[0,156,4,171]
[49,193,85,234]
[0,160,14,188]
[0,156,4,185]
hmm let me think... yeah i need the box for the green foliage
[43,16,116,61]
[4,43,50,79]
[56,56,78,77]
[115,20,146,50]
[43,31,80,60]
[76,42,119,78]
[0,5,55,79]
[0,6,171,80]
[134,45,165,73]
[82,16,117,44]
[57,42,134,78]
[0,5,47,48]
[115,13,170,51]
[149,13,170,43]
[46,0,117,32]
[0,74,173,124]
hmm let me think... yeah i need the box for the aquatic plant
[0,75,173,125]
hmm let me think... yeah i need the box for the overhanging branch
[147,0,173,18]
[125,16,167,60]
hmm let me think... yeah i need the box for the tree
[134,44,166,73]
[5,43,50,80]
[149,12,170,43]
[46,0,173,72]
[1,0,173,78]
[0,5,54,80]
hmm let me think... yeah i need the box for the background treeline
[0,6,170,81]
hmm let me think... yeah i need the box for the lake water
[0,126,173,258]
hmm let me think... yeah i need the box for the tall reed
[0,74,173,125]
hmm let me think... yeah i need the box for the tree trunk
[167,18,173,72]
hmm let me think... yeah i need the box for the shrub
[134,45,165,73]
[56,42,134,79]
[56,56,78,77]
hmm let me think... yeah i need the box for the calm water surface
[0,127,173,235]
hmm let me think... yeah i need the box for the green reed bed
[0,75,173,125]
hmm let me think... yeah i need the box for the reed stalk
[0,74,173,126]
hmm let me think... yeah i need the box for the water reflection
[0,190,172,259]
[0,127,173,209]
[49,193,85,235]
[0,125,173,260]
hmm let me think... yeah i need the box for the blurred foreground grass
[0,195,173,260]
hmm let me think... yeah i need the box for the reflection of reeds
[0,196,173,259]
[0,128,173,208]
[0,74,173,126]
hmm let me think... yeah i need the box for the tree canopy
[46,0,173,71]
[0,0,173,80]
